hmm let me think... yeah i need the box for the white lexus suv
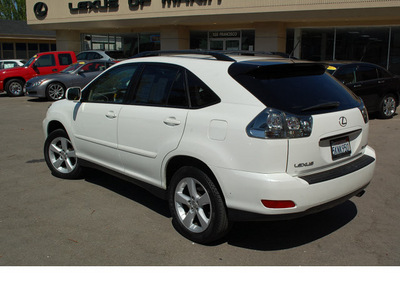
[43,51,376,244]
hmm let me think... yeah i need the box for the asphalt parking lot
[0,94,399,266]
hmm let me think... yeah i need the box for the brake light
[358,101,369,124]
[261,200,296,209]
[247,108,313,139]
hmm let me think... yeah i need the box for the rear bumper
[214,146,376,221]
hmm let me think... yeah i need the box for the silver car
[25,60,115,101]
[0,59,26,70]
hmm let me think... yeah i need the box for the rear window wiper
[301,101,340,112]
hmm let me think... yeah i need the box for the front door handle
[163,117,181,126]
[105,111,117,119]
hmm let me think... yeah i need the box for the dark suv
[327,61,400,118]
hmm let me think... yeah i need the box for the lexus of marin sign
[33,0,214,16]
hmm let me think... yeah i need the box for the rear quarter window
[58,54,73,66]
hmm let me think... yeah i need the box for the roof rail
[219,50,275,56]
[131,50,236,62]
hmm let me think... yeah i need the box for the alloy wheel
[174,177,212,233]
[48,136,77,174]
[48,83,65,100]
[382,96,396,117]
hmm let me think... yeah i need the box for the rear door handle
[378,80,385,84]
[105,111,117,119]
[52,69,58,72]
[163,117,181,126]
[353,84,362,88]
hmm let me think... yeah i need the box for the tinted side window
[167,70,187,107]
[356,66,378,81]
[133,64,180,106]
[58,54,73,65]
[187,71,220,108]
[334,66,356,84]
[76,53,86,60]
[36,54,55,67]
[82,64,139,103]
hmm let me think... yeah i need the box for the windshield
[229,62,360,115]
[24,56,37,67]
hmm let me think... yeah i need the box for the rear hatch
[229,60,370,176]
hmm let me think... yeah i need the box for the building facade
[0,20,55,59]
[26,0,400,73]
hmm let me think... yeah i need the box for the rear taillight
[358,100,369,124]
[246,108,313,139]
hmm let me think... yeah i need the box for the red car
[0,51,77,97]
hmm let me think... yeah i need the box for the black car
[326,62,400,118]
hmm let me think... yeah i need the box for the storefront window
[190,31,208,50]
[190,30,255,51]
[28,43,38,58]
[335,27,389,66]
[16,43,26,59]
[241,30,255,51]
[2,43,14,59]
[81,33,160,59]
[39,43,49,52]
[388,28,400,74]
[286,27,399,73]
[300,28,334,61]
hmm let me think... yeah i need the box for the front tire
[46,82,66,101]
[5,79,25,97]
[378,94,397,119]
[168,166,230,244]
[44,129,83,179]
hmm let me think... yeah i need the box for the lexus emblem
[34,2,48,19]
[339,116,348,127]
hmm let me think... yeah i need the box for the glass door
[209,38,240,51]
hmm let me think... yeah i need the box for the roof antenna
[289,39,301,60]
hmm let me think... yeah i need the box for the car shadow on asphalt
[27,97,53,103]
[83,168,171,219]
[224,200,357,250]
[82,168,358,250]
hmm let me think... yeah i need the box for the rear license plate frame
[330,136,351,160]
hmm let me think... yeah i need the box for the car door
[33,54,58,75]
[71,63,139,172]
[353,65,381,111]
[117,63,189,186]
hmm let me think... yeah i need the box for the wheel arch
[46,120,68,137]
[165,155,225,202]
[4,76,26,87]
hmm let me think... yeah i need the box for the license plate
[330,136,351,160]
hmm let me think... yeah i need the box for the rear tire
[378,94,397,119]
[44,129,83,179]
[168,166,230,244]
[5,79,25,97]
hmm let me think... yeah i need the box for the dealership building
[25,0,400,73]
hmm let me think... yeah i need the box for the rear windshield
[229,62,361,115]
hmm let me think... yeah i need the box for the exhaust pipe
[356,190,366,197]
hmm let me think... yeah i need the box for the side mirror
[66,87,82,101]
